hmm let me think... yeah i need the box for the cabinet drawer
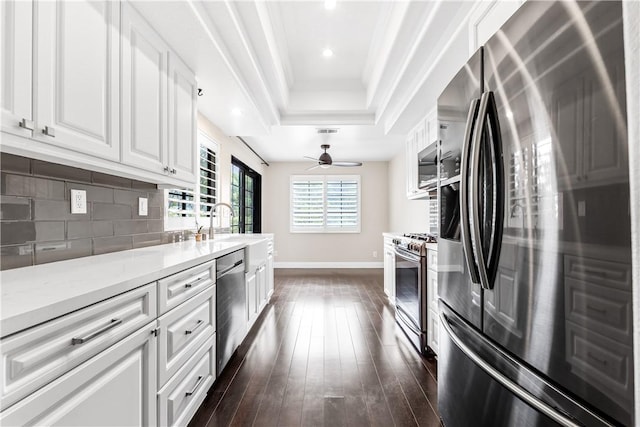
[0,324,157,427]
[565,322,632,402]
[158,337,215,427]
[158,286,215,386]
[427,250,438,271]
[0,283,156,410]
[158,259,215,315]
[564,277,631,344]
[564,256,630,290]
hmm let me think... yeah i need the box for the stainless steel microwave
[418,141,438,191]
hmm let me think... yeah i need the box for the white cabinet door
[246,272,257,329]
[0,325,157,427]
[34,0,120,160]
[257,264,267,312]
[1,0,33,138]
[383,246,395,302]
[168,53,198,184]
[266,253,274,299]
[121,2,169,175]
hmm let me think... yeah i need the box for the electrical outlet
[138,197,148,216]
[70,189,87,214]
[274,250,278,257]
[373,251,378,258]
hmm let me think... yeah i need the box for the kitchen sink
[211,235,268,273]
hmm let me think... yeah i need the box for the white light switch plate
[138,197,148,216]
[70,189,87,214]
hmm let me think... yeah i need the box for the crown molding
[254,2,291,108]
[186,0,271,131]
[374,1,443,125]
[364,2,411,109]
[280,111,375,126]
[265,1,295,89]
[383,3,476,134]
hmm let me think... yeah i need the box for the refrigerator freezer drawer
[438,304,616,427]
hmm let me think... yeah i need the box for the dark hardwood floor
[189,269,440,427]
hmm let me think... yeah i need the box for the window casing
[290,175,360,233]
[165,131,218,231]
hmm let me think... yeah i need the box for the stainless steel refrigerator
[437,2,632,426]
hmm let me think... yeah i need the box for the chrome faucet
[209,202,233,239]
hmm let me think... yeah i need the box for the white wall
[197,113,267,212]
[388,145,430,233]
[262,161,388,267]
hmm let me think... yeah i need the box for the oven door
[394,247,428,354]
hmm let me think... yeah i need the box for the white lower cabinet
[246,271,258,330]
[383,246,396,302]
[157,286,215,387]
[266,252,274,300]
[426,248,439,355]
[158,337,215,427]
[1,283,156,410]
[0,324,157,427]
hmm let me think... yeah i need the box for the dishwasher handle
[217,259,243,278]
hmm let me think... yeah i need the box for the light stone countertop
[0,239,254,338]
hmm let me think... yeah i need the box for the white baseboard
[274,262,384,269]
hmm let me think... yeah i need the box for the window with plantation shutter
[165,131,218,230]
[290,175,360,233]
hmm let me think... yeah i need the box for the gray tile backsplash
[0,153,185,270]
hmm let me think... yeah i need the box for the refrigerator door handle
[439,312,583,427]
[470,92,491,290]
[460,98,481,284]
[485,91,505,281]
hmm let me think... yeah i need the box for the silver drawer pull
[42,126,55,137]
[185,320,204,335]
[71,319,122,345]
[185,277,205,288]
[18,118,34,131]
[185,375,204,397]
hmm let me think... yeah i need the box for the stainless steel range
[392,233,437,357]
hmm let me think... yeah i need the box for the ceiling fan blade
[332,161,363,167]
[305,164,321,171]
[303,156,320,161]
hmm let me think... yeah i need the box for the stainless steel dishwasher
[216,249,245,375]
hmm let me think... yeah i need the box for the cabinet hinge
[151,328,160,337]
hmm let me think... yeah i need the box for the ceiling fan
[304,144,363,170]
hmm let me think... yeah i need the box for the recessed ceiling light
[322,48,333,58]
[231,108,242,116]
[324,0,336,10]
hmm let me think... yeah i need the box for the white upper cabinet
[121,2,197,186]
[168,53,198,183]
[121,2,169,175]
[468,1,524,53]
[1,0,197,187]
[34,1,120,160]
[1,0,33,139]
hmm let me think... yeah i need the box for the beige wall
[262,161,388,265]
[388,145,431,233]
[197,113,267,210]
